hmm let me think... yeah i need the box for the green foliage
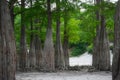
[79,1,115,43]
[67,18,80,44]
[79,9,97,43]
[70,43,88,56]
[14,15,21,50]
[87,44,93,54]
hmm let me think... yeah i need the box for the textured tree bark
[29,18,43,70]
[10,8,14,29]
[55,0,65,70]
[34,19,43,70]
[35,34,43,70]
[19,0,28,71]
[29,38,36,69]
[63,5,69,70]
[9,0,18,71]
[112,0,120,80]
[0,0,16,80]
[92,3,100,69]
[29,20,36,70]
[43,0,55,71]
[9,0,16,29]
[93,0,110,71]
[29,0,36,70]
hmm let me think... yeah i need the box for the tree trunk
[19,0,28,71]
[43,0,55,71]
[35,34,43,70]
[9,0,16,29]
[10,8,14,29]
[93,0,110,71]
[112,0,120,80]
[63,5,69,70]
[29,0,36,70]
[29,19,36,70]
[0,0,16,80]
[29,37,36,69]
[92,1,101,69]
[34,19,43,70]
[55,0,65,70]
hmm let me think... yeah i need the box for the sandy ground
[70,52,92,66]
[16,52,113,80]
[16,71,112,80]
[70,52,113,66]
